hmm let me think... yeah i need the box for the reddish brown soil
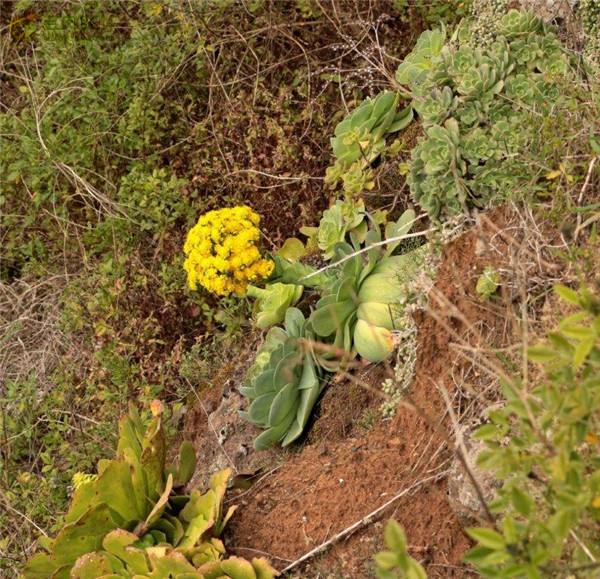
[186,207,535,577]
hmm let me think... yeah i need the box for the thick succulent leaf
[21,553,59,579]
[181,488,216,524]
[269,255,330,289]
[37,537,55,553]
[102,528,138,553]
[220,556,258,579]
[145,474,173,526]
[191,540,224,568]
[282,368,321,446]
[70,553,114,579]
[372,91,397,120]
[357,302,397,330]
[272,351,302,391]
[252,557,280,579]
[349,100,373,128]
[383,209,416,257]
[176,441,197,487]
[151,514,184,547]
[149,530,167,544]
[102,529,151,574]
[358,257,410,305]
[284,307,305,337]
[311,299,356,337]
[315,292,337,309]
[342,312,357,355]
[117,414,142,462]
[122,446,150,518]
[65,480,97,524]
[297,354,319,391]
[177,513,213,550]
[216,505,238,538]
[340,254,363,280]
[147,549,199,577]
[209,467,232,536]
[253,368,277,396]
[197,560,229,579]
[94,460,146,522]
[23,504,120,577]
[354,319,395,363]
[248,283,303,329]
[335,277,359,303]
[275,238,307,261]
[141,416,167,501]
[269,382,300,426]
[388,106,414,133]
[249,392,277,425]
[253,406,296,451]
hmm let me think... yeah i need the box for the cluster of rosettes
[183,206,274,296]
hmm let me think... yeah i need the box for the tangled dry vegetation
[1,1,599,577]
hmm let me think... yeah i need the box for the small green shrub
[116,166,189,233]
[377,285,600,577]
[374,520,426,579]
[463,285,600,577]
[393,0,470,26]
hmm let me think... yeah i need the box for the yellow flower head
[183,206,274,296]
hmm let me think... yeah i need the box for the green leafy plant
[374,520,426,579]
[463,285,600,577]
[476,266,501,301]
[396,9,576,218]
[239,308,324,450]
[22,403,278,578]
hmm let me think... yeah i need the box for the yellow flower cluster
[183,206,274,296]
[72,472,98,489]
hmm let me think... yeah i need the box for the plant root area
[184,207,544,578]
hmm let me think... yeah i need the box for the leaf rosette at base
[239,308,324,450]
[22,404,279,579]
[311,210,428,366]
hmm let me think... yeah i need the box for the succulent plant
[416,86,457,127]
[497,9,544,37]
[310,210,428,366]
[395,27,447,95]
[330,91,413,168]
[504,73,535,104]
[476,266,501,301]
[396,8,571,218]
[418,119,462,174]
[23,404,278,579]
[314,199,368,260]
[326,90,413,196]
[267,254,331,290]
[239,308,324,450]
[246,283,303,329]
